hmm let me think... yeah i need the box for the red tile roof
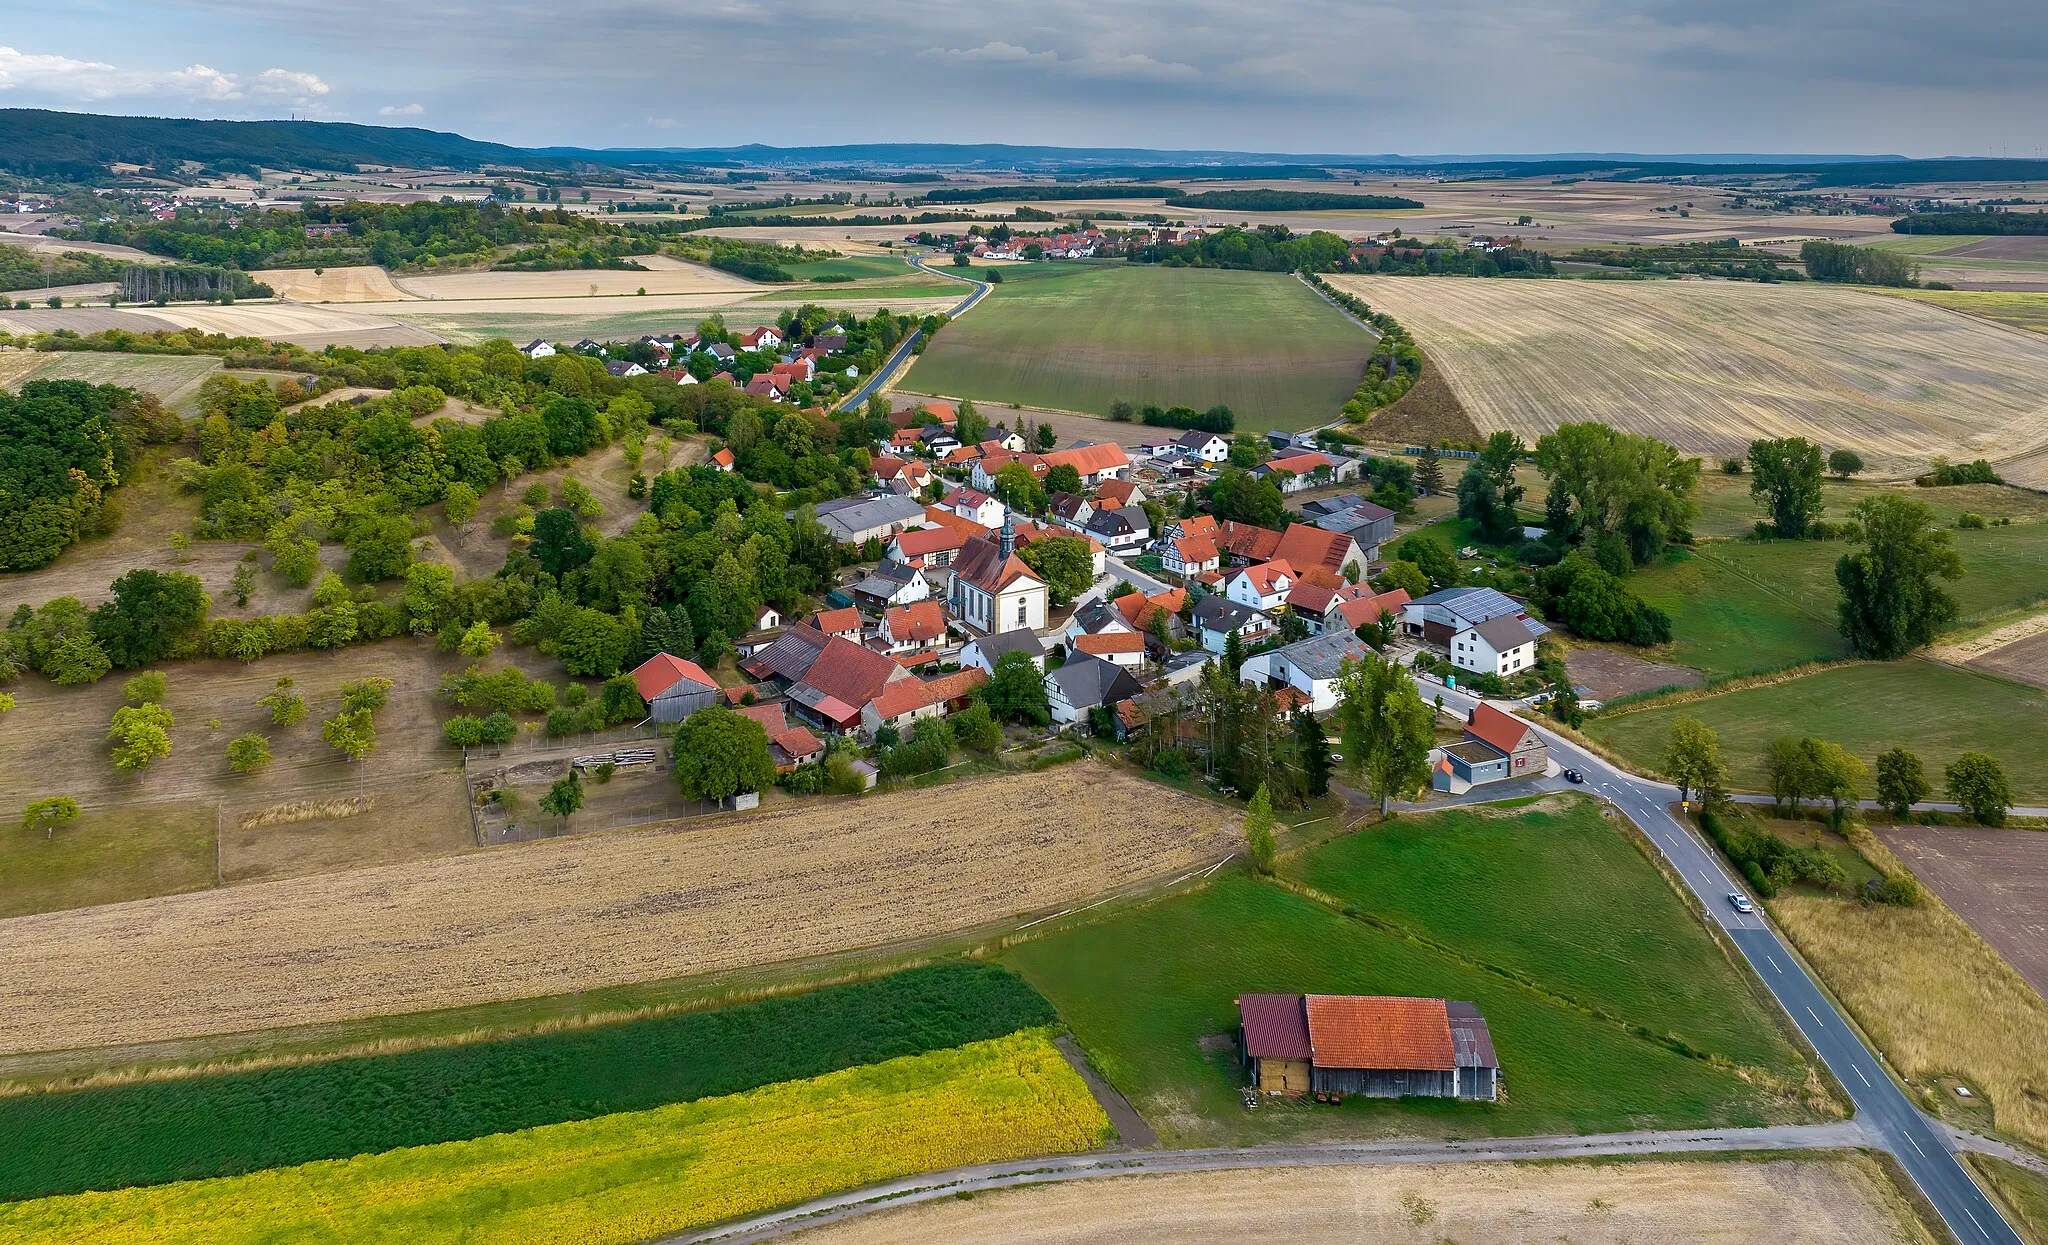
[1115,588,1186,631]
[1274,524,1355,576]
[734,702,787,732]
[1074,631,1145,656]
[1265,451,1334,476]
[869,667,988,721]
[813,607,862,636]
[773,726,823,758]
[884,600,946,644]
[1334,589,1410,631]
[1172,535,1219,565]
[1466,702,1535,756]
[630,653,717,702]
[1239,993,1313,1060]
[1217,521,1282,563]
[1305,995,1455,1071]
[710,447,736,470]
[891,526,967,559]
[1174,515,1220,540]
[1233,559,1297,596]
[1095,479,1139,505]
[801,636,906,709]
[1041,442,1130,476]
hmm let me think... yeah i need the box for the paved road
[664,1122,1874,1244]
[832,255,990,413]
[1423,681,2023,1245]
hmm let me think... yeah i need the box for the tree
[1221,628,1247,680]
[1836,495,1963,659]
[457,620,502,660]
[1478,430,1525,512]
[1015,535,1093,606]
[1534,422,1699,565]
[229,561,256,608]
[268,530,320,587]
[122,670,169,706]
[671,705,775,802]
[403,561,456,635]
[1663,717,1727,808]
[1765,736,1817,815]
[956,398,987,446]
[1294,709,1331,798]
[1945,752,2011,827]
[1244,783,1277,874]
[343,514,415,582]
[1747,437,1825,538]
[91,569,209,668]
[1044,462,1083,496]
[1394,533,1459,589]
[953,701,1003,752]
[555,607,631,677]
[1875,747,1929,819]
[531,507,594,575]
[1806,739,1868,824]
[1456,462,1516,544]
[321,707,377,764]
[1373,560,1430,598]
[21,796,79,838]
[1035,423,1057,451]
[1207,469,1285,529]
[990,462,1045,515]
[986,650,1050,725]
[226,732,272,773]
[1335,654,1436,814]
[1415,446,1445,495]
[1828,449,1864,480]
[540,769,586,830]
[1227,434,1268,469]
[1108,399,1136,424]
[442,480,480,528]
[261,677,307,726]
[108,701,174,771]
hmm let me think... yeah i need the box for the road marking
[1854,1065,1871,1087]
[1766,956,1782,974]
[1805,1006,1824,1027]
[1967,1207,1986,1236]
[1907,1133,1926,1156]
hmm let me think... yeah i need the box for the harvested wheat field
[0,763,1235,1053]
[1328,275,2048,482]
[790,1155,1934,1245]
[254,265,417,302]
[398,258,757,301]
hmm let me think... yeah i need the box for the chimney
[998,512,1015,559]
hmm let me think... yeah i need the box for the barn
[1238,993,1499,1101]
[629,652,721,723]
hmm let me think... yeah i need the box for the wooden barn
[629,652,721,723]
[1238,993,1499,1101]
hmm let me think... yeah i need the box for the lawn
[905,265,1378,431]
[0,800,217,919]
[0,1030,1111,1245]
[1590,660,2048,802]
[1002,800,1819,1146]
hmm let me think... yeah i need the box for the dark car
[1563,768,1584,784]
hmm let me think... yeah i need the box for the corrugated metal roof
[1445,1001,1499,1069]
[1305,995,1455,1071]
[1238,993,1312,1060]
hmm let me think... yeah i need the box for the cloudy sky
[4,0,2044,157]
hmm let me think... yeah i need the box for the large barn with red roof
[1238,993,1498,1100]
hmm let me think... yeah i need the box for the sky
[3,0,2045,158]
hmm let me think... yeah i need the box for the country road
[833,254,989,413]
[664,1122,1877,1244]
[1418,679,2024,1245]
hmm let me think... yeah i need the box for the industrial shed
[1238,993,1499,1101]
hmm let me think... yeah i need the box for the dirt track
[786,1155,1933,1245]
[0,762,1237,1053]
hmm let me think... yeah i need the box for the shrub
[225,733,272,773]
[121,671,168,705]
[1861,876,1920,907]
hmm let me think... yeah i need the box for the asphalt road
[1426,681,2023,1245]
[833,256,989,414]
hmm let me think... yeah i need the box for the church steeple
[998,510,1015,559]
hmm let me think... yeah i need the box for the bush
[1958,512,1988,530]
[442,665,556,714]
[881,716,955,777]
[1861,876,1920,907]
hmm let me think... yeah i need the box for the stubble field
[1328,275,2048,486]
[0,762,1237,1053]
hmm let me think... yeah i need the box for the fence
[459,722,733,845]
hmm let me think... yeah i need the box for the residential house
[1115,588,1188,648]
[1049,492,1094,532]
[1071,630,1147,668]
[1226,560,1298,612]
[1403,586,1549,647]
[920,426,962,455]
[1064,598,1134,644]
[1435,702,1549,790]
[983,430,1027,453]
[1192,596,1274,654]
[1273,523,1371,583]
[1161,532,1221,581]
[1452,613,1538,679]
[770,724,825,773]
[710,447,737,472]
[810,494,929,545]
[522,339,556,359]
[969,451,1045,491]
[1094,478,1144,509]
[744,375,787,402]
[870,454,933,492]
[940,486,1007,529]
[1174,430,1231,464]
[1083,506,1149,554]
[739,326,783,351]
[1047,652,1143,726]
[657,368,699,386]
[605,360,649,379]
[1216,520,1283,566]
[811,332,848,353]
[852,561,930,613]
[704,342,736,363]
[876,600,947,656]
[949,516,1048,635]
[889,400,957,430]
[773,356,815,383]
[629,652,721,723]
[886,525,968,570]
[574,338,603,354]
[1040,442,1131,487]
[1239,994,1498,1101]
[1299,494,1396,559]
[960,628,1046,675]
[1238,630,1374,713]
[790,636,916,735]
[1333,587,1411,634]
[864,668,989,736]
[811,607,864,644]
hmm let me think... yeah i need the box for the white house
[1161,532,1221,580]
[1191,596,1273,654]
[1238,631,1374,713]
[1174,431,1231,464]
[1046,653,1143,726]
[1225,560,1298,612]
[940,486,1007,530]
[961,628,1046,675]
[523,339,556,359]
[739,326,783,351]
[1451,614,1538,679]
[1083,507,1149,554]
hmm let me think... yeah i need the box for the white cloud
[919,41,1057,66]
[645,115,681,129]
[0,46,328,106]
[918,41,1195,81]
[379,102,425,116]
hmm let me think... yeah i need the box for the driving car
[1728,893,1754,914]
[1563,768,1584,783]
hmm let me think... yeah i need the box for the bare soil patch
[887,391,1162,449]
[1882,826,2048,999]
[1568,646,1705,701]
[1945,238,2048,262]
[789,1155,1933,1245]
[1354,346,1481,446]
[0,762,1237,1053]
[1968,628,2048,692]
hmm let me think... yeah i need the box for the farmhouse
[870,455,933,492]
[1404,586,1549,647]
[1161,531,1221,581]
[1071,630,1147,668]
[1465,702,1548,777]
[863,667,988,736]
[1331,587,1411,635]
[1041,441,1131,487]
[1452,613,1538,679]
[1238,630,1373,713]
[1216,520,1283,566]
[630,652,721,723]
[1049,492,1094,531]
[1273,523,1371,582]
[875,600,947,656]
[811,607,864,645]
[1239,994,1499,1101]
[1255,451,1350,493]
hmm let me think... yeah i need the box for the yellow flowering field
[0,1030,1111,1245]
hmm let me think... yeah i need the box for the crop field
[0,963,1052,1199]
[1003,799,1820,1146]
[1883,828,2048,998]
[1769,833,2048,1150]
[397,257,757,301]
[784,255,914,281]
[1327,275,2048,486]
[795,1154,1936,1245]
[0,762,1236,1053]
[1590,661,2048,802]
[905,266,1378,431]
[0,351,222,414]
[0,1030,1112,1245]
[1880,287,2048,334]
[253,266,417,302]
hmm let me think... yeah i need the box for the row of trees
[1664,716,2013,826]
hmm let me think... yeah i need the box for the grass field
[0,351,222,414]
[1590,661,2048,801]
[785,255,913,281]
[0,802,217,920]
[1970,1156,2048,1245]
[1690,471,2048,539]
[905,265,1378,431]
[0,963,1052,1200]
[796,1154,1938,1245]
[1879,287,2048,334]
[0,1030,1111,1245]
[1328,275,2048,484]
[1003,799,1819,1146]
[0,761,1236,1053]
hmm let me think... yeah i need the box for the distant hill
[0,110,585,180]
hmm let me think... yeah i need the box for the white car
[1727,893,1754,914]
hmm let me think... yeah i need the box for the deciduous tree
[1747,437,1825,538]
[1836,495,1962,659]
[986,650,1050,726]
[1244,783,1277,874]
[671,705,775,802]
[91,569,209,668]
[226,733,272,773]
[1875,747,1929,819]
[21,796,79,838]
[1015,535,1092,606]
[1945,752,2011,826]
[108,701,174,771]
[1663,717,1727,808]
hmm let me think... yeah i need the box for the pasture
[1003,799,1819,1146]
[0,762,1237,1053]
[905,265,1378,431]
[1327,275,2048,487]
[794,1155,1937,1245]
[1589,660,2048,802]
